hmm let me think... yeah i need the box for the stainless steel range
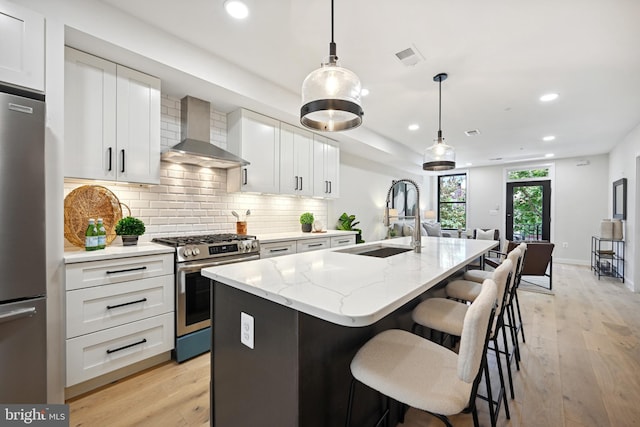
[152,233,260,362]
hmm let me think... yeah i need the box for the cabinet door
[325,142,340,198]
[228,109,280,193]
[280,123,313,196]
[116,65,161,184]
[313,135,328,197]
[0,1,44,92]
[313,136,340,198]
[64,47,117,181]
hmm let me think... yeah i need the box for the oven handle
[176,254,261,274]
[176,254,261,294]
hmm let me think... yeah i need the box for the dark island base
[211,280,440,427]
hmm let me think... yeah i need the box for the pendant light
[300,0,363,132]
[423,73,455,171]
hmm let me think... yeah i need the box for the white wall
[459,154,609,265]
[331,153,426,243]
[609,122,640,291]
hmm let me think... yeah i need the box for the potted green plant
[336,212,364,243]
[300,212,314,232]
[115,216,146,246]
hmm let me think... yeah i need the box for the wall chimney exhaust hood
[161,96,249,169]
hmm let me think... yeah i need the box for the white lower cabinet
[260,241,297,259]
[297,238,330,253]
[66,313,173,386]
[330,235,356,247]
[65,253,174,387]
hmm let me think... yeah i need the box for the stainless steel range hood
[161,96,249,168]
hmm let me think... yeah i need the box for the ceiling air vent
[465,129,481,136]
[395,46,423,67]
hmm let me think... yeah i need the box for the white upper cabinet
[227,109,280,194]
[64,47,160,184]
[115,65,161,184]
[279,122,314,196]
[313,135,340,198]
[0,1,44,92]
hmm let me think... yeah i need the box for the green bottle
[96,218,107,250]
[85,218,98,251]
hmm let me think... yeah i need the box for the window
[438,173,466,230]
[507,167,549,180]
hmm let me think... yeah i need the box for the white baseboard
[553,258,590,266]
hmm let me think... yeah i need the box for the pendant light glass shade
[423,73,456,171]
[300,0,364,132]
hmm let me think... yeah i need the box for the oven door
[176,254,260,337]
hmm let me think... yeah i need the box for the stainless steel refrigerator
[0,85,47,403]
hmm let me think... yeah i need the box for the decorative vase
[301,223,312,232]
[121,235,139,246]
[612,219,623,241]
[600,219,613,239]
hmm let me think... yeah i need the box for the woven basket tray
[64,185,128,248]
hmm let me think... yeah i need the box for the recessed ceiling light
[545,153,555,158]
[361,88,370,97]
[543,135,556,141]
[408,124,419,131]
[465,162,473,166]
[224,0,249,19]
[540,93,559,102]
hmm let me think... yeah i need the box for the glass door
[506,180,551,241]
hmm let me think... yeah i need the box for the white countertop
[202,236,497,327]
[64,242,174,264]
[255,229,357,243]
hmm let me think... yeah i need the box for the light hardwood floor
[68,264,640,427]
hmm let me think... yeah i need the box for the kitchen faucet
[384,179,422,253]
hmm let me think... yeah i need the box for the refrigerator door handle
[0,307,36,325]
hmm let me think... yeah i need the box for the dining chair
[345,279,498,427]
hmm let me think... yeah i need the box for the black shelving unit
[591,236,624,282]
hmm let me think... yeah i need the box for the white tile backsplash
[64,94,328,249]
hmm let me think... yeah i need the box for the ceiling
[97,0,640,171]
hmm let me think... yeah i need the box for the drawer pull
[337,240,350,244]
[307,243,323,248]
[106,338,147,354]
[106,298,147,310]
[269,248,290,253]
[105,266,148,275]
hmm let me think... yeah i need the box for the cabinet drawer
[330,235,356,247]
[260,241,297,259]
[66,275,173,338]
[66,253,173,290]
[297,238,330,253]
[66,312,174,386]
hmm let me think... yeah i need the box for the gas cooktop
[152,233,256,247]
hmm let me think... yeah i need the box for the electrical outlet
[240,312,254,349]
[562,242,569,248]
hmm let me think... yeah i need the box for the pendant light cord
[329,0,337,60]
[437,75,443,140]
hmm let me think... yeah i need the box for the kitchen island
[202,236,498,426]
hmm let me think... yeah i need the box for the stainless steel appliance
[0,85,47,403]
[152,233,260,362]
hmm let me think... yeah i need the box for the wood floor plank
[67,265,640,427]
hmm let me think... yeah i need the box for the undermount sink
[336,244,413,258]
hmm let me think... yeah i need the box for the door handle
[299,176,303,191]
[120,149,125,173]
[107,147,113,171]
[0,307,37,324]
[295,176,299,190]
[242,168,248,185]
